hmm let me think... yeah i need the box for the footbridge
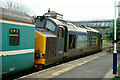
[70,19,113,29]
[70,19,113,39]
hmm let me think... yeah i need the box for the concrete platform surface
[18,51,113,79]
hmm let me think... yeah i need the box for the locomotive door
[57,26,65,55]
[63,26,68,52]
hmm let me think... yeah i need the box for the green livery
[1,22,35,76]
[0,7,35,77]
[0,22,2,79]
[2,22,35,51]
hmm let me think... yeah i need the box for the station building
[44,8,63,20]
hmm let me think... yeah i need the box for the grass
[117,64,120,74]
[112,64,120,80]
[103,40,112,46]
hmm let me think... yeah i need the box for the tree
[0,0,30,15]
[105,18,120,43]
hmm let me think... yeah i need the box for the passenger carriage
[0,7,35,76]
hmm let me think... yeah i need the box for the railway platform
[18,50,115,79]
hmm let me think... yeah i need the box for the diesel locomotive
[0,7,102,77]
[34,16,102,69]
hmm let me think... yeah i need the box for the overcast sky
[1,0,120,21]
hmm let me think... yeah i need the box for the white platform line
[0,49,34,56]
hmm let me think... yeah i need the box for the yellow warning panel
[34,58,45,64]
[35,30,46,54]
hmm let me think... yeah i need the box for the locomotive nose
[34,30,46,68]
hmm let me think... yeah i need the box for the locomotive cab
[34,16,67,69]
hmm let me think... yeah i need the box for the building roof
[44,11,63,16]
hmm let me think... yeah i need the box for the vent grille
[46,37,57,58]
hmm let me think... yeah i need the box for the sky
[0,0,120,21]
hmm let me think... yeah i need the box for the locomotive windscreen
[34,17,46,28]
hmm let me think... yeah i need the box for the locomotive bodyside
[84,27,102,54]
[34,16,102,68]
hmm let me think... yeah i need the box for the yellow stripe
[51,52,108,76]
[9,34,19,36]
[19,52,108,79]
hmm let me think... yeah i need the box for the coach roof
[0,7,34,24]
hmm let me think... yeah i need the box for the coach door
[57,26,65,55]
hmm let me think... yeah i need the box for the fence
[105,41,120,53]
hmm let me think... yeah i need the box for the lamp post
[113,0,117,74]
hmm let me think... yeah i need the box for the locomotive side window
[46,21,55,32]
[9,28,20,46]
[58,27,64,38]
[69,34,76,49]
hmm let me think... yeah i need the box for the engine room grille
[46,37,57,58]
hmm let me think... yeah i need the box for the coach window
[58,27,64,38]
[9,28,20,46]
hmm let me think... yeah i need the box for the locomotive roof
[50,18,64,26]
[51,18,100,34]
[50,18,87,33]
[0,7,34,24]
[85,27,99,33]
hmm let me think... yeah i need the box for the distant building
[118,1,120,18]
[44,8,63,19]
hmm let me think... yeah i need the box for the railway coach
[0,7,35,76]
